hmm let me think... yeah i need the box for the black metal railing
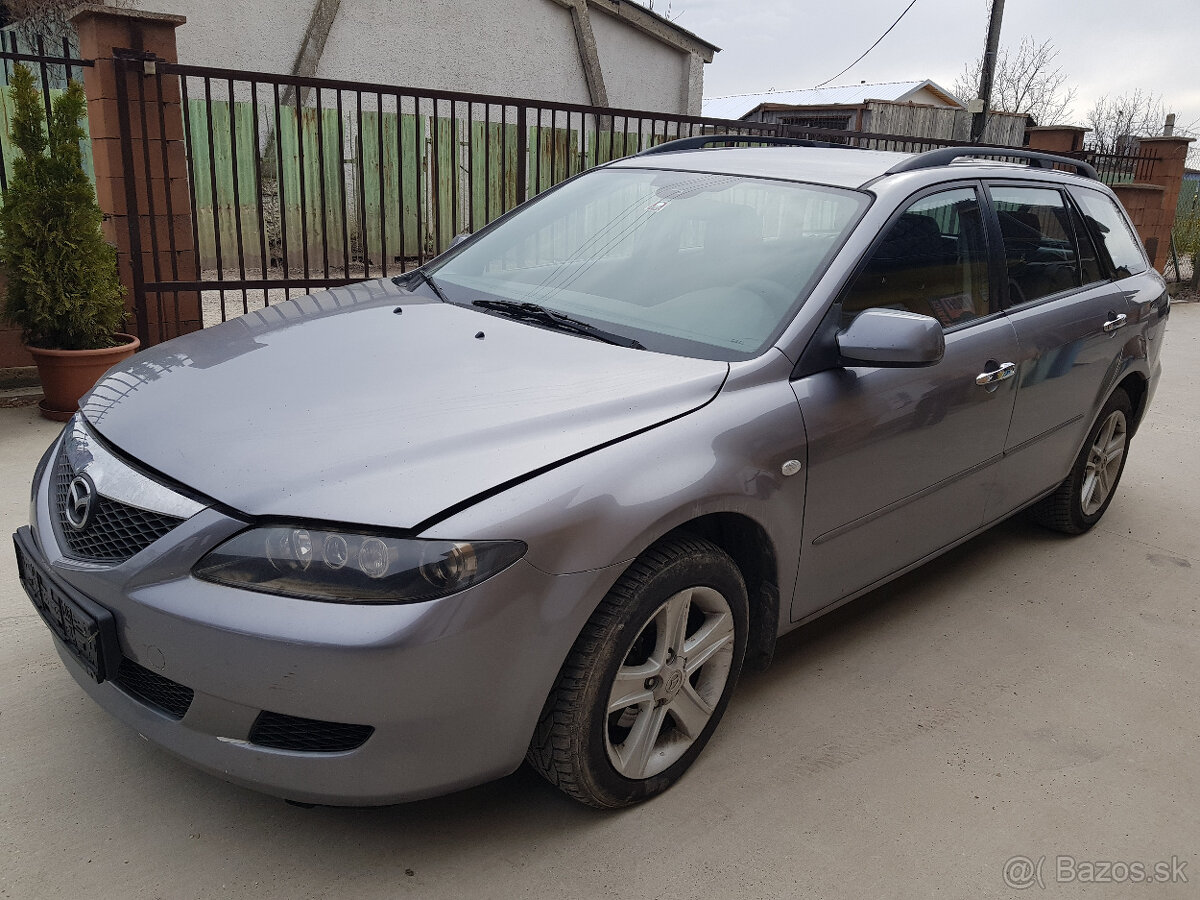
[96,54,1168,341]
[1076,148,1159,186]
[128,58,1071,337]
[118,58,808,335]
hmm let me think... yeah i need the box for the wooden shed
[703,80,1030,147]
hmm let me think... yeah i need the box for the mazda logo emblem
[65,473,96,531]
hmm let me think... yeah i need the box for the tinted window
[1068,201,1105,285]
[841,187,990,329]
[991,186,1083,305]
[1073,189,1149,278]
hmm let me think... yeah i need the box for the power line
[814,0,920,89]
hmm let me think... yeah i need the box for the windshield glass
[429,168,868,360]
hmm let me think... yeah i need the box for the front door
[790,184,1019,620]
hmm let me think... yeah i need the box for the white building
[127,0,719,115]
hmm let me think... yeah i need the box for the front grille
[53,452,184,563]
[249,711,374,753]
[113,658,195,720]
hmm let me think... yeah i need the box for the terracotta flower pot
[27,333,140,422]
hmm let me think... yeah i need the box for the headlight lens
[194,526,525,603]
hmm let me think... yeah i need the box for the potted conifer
[0,63,136,421]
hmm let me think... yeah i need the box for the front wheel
[1030,388,1133,534]
[526,534,748,808]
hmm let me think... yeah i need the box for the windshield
[428,168,868,360]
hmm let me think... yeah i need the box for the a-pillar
[70,4,200,345]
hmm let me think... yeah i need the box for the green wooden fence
[1175,176,1200,256]
[182,99,660,273]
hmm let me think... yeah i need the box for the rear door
[791,184,1020,619]
[984,182,1135,520]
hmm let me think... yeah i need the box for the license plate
[12,528,120,683]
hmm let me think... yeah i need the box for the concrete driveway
[2,304,1196,900]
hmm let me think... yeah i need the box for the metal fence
[136,59,1100,334]
[1077,148,1158,186]
[0,32,93,190]
[0,35,1168,343]
[121,58,811,333]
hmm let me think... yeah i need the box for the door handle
[976,362,1016,386]
[1103,313,1128,333]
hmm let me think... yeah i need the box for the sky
[669,0,1200,139]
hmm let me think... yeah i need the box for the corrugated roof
[701,80,961,121]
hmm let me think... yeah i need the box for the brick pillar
[1025,126,1090,154]
[71,5,201,345]
[0,267,33,369]
[1138,136,1195,225]
[1111,183,1166,265]
[1112,136,1196,269]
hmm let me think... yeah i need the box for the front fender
[421,356,807,593]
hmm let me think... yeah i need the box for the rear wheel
[1030,388,1132,534]
[527,534,748,808]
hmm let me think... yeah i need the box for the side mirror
[836,308,945,367]
[449,232,471,249]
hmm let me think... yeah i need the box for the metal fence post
[111,52,149,346]
[516,105,527,205]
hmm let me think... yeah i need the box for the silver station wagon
[14,139,1168,808]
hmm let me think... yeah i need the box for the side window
[841,187,990,329]
[991,186,1084,305]
[1067,201,1105,285]
[1072,189,1150,278]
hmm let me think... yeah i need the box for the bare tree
[1084,90,1169,153]
[953,35,1077,125]
[4,0,131,42]
[645,0,684,21]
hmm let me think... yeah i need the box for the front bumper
[19,432,618,805]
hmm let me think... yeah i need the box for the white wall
[128,0,701,113]
[317,0,589,104]
[589,9,689,112]
[127,0,308,76]
[904,86,959,109]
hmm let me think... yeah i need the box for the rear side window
[840,187,991,329]
[1073,190,1149,278]
[1067,202,1105,285]
[990,186,1085,305]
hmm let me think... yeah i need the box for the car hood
[82,280,728,529]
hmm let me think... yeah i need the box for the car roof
[608,146,1096,191]
[608,147,903,188]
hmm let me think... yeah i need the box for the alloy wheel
[605,586,735,779]
[1081,409,1127,516]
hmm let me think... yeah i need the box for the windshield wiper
[471,299,644,349]
[392,268,449,303]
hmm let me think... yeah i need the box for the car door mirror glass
[836,307,945,367]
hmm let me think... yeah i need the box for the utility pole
[969,0,1005,143]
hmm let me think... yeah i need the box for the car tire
[1029,388,1133,535]
[526,533,749,808]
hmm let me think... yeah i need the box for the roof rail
[637,135,861,156]
[884,147,1098,180]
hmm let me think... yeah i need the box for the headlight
[193,525,525,603]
